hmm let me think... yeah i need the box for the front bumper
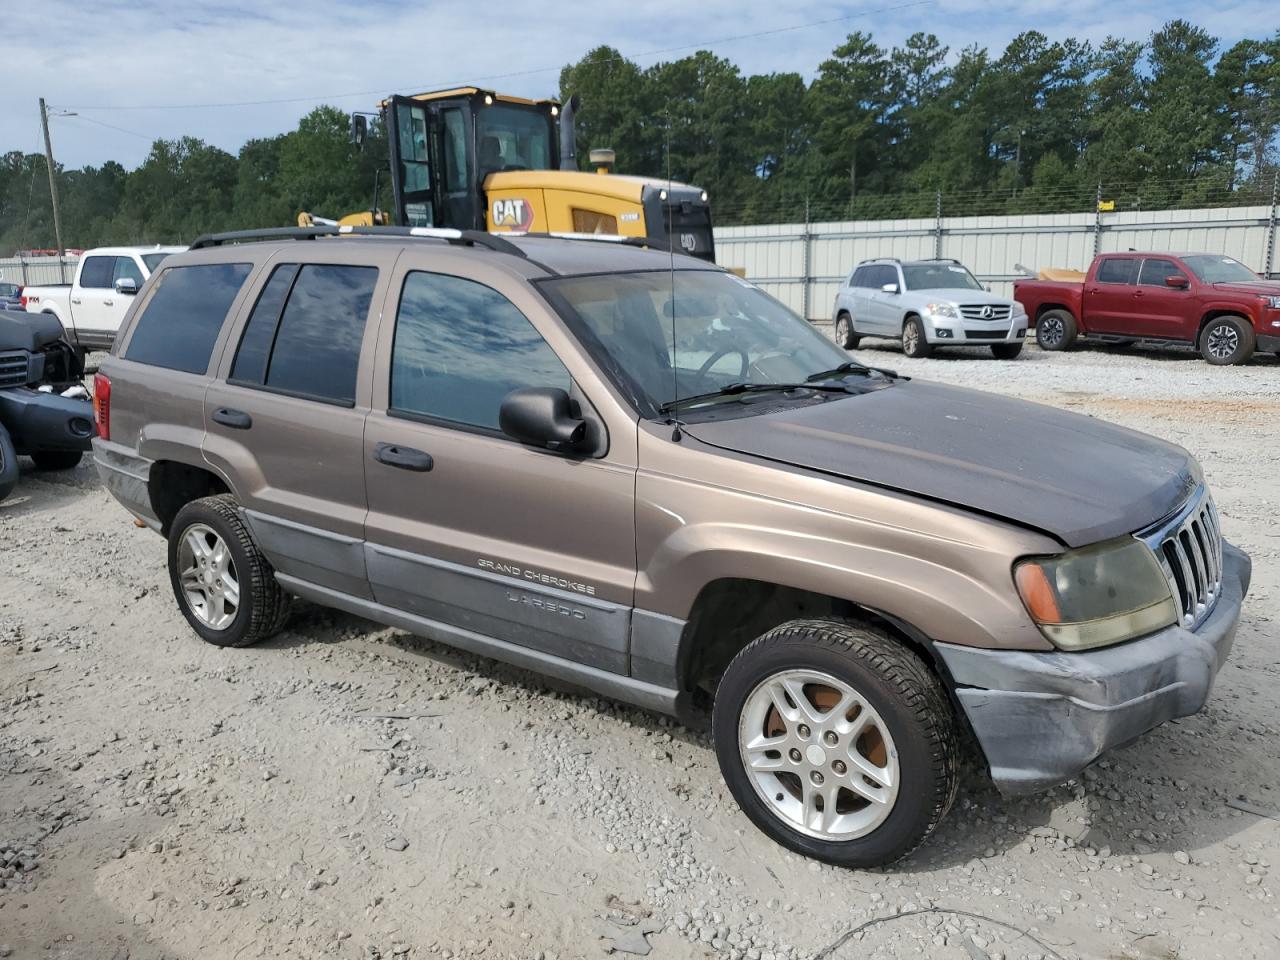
[924,313,1028,345]
[936,541,1251,795]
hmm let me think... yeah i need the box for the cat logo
[491,198,535,230]
[680,232,698,253]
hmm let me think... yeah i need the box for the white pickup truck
[23,246,186,358]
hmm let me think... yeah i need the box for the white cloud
[4,0,1272,168]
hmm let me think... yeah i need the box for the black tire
[30,450,84,471]
[990,342,1023,360]
[1035,309,1077,351]
[834,312,861,349]
[1199,316,1254,365]
[167,494,290,648]
[901,316,932,358]
[712,619,959,868]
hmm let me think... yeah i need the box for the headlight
[1261,295,1280,310]
[926,302,959,319]
[1013,538,1177,650]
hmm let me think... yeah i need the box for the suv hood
[682,380,1199,548]
[1211,280,1280,296]
[915,288,1015,305]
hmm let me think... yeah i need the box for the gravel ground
[2,341,1278,960]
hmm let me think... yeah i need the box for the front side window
[391,272,569,431]
[1097,258,1138,285]
[441,108,468,193]
[902,263,983,291]
[1181,255,1258,284]
[78,256,114,289]
[126,263,252,374]
[113,256,144,286]
[544,270,851,415]
[1137,259,1186,287]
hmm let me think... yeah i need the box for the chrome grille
[959,304,1013,321]
[1141,488,1223,629]
[0,350,31,388]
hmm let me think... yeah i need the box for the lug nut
[797,724,811,739]
[810,771,825,785]
[789,748,802,762]
[823,731,838,746]
[832,760,847,775]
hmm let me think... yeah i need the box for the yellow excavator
[303,87,717,262]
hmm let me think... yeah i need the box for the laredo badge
[491,197,535,230]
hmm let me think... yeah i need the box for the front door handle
[374,443,433,472]
[71,297,82,305]
[212,407,252,430]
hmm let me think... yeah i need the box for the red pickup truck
[1014,252,1280,365]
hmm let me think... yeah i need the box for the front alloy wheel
[739,670,899,840]
[713,619,959,867]
[1200,316,1254,365]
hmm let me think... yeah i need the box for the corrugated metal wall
[715,204,1279,318]
[0,255,78,289]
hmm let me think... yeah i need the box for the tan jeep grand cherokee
[92,226,1250,867]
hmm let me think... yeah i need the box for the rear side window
[390,272,570,432]
[79,256,114,289]
[229,263,377,405]
[1097,258,1138,285]
[125,263,252,374]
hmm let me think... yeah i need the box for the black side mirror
[351,114,368,150]
[114,277,138,296]
[499,387,587,452]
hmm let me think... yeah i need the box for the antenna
[666,110,680,438]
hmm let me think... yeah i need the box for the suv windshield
[902,263,983,291]
[1182,255,1258,284]
[544,270,854,415]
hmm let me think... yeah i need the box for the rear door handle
[374,443,433,472]
[71,297,82,305]
[103,299,114,307]
[212,407,252,430]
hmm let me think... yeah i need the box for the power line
[57,0,935,113]
[56,113,155,141]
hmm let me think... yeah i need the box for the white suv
[832,258,1028,359]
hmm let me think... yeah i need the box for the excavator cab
[379,87,716,261]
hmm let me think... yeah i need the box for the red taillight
[19,294,27,308]
[93,372,111,441]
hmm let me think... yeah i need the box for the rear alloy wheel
[991,342,1023,360]
[834,312,861,350]
[1035,309,1077,351]
[1199,316,1254,365]
[713,619,959,867]
[167,495,290,648]
[901,317,932,358]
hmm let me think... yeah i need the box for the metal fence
[714,200,1280,320]
[0,254,78,288]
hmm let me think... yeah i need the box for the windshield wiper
[660,381,852,414]
[805,361,900,382]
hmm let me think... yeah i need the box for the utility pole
[39,97,66,261]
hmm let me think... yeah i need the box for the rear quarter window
[124,263,252,374]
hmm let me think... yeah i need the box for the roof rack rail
[857,256,900,265]
[924,257,962,264]
[188,224,528,258]
[503,230,673,252]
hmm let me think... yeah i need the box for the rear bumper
[936,541,1250,795]
[92,438,160,530]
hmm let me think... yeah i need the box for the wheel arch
[1034,302,1075,322]
[1197,308,1253,336]
[148,459,230,535]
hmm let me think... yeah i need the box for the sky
[6,0,1278,170]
